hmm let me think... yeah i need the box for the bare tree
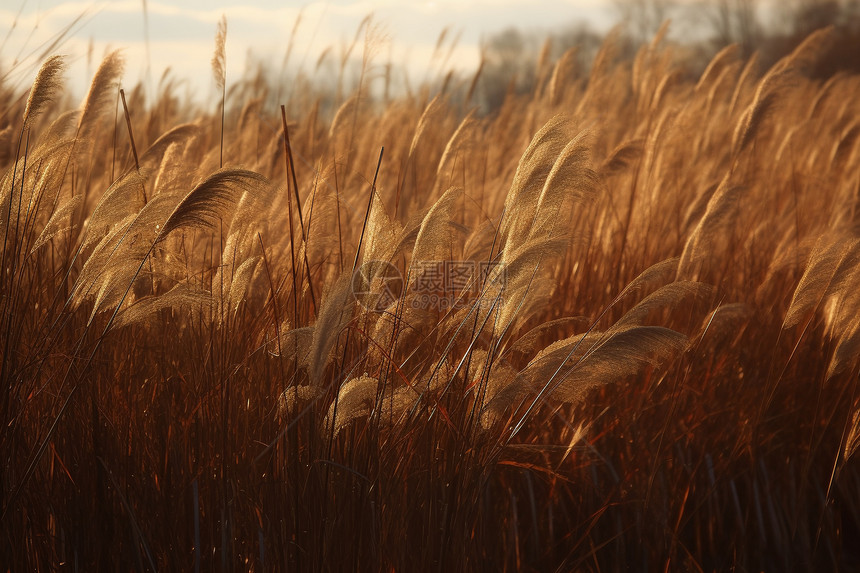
[613,0,676,42]
[697,0,762,54]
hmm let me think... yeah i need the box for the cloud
[2,0,611,102]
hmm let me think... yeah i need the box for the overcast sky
[1,0,618,103]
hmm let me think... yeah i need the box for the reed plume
[212,15,227,167]
[78,51,124,142]
[22,55,66,130]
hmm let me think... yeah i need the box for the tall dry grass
[1,22,860,571]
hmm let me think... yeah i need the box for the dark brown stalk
[119,89,139,172]
[119,89,145,204]
[257,232,290,388]
[281,105,316,316]
[279,108,300,328]
[319,146,384,566]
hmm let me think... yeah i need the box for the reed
[1,18,859,572]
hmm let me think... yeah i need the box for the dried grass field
[2,20,860,571]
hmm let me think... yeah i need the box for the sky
[1,0,618,103]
